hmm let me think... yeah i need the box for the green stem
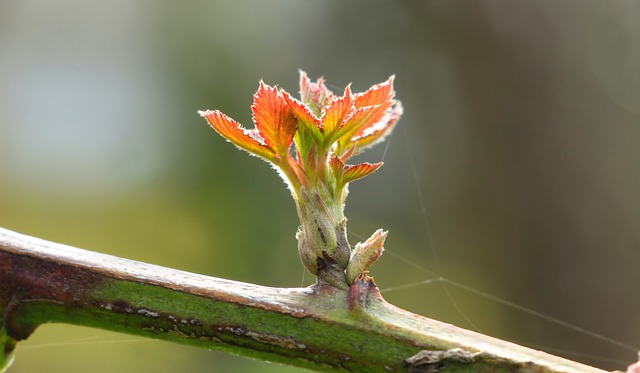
[0,227,613,373]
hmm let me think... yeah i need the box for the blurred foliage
[1,1,639,372]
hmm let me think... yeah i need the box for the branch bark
[0,227,617,372]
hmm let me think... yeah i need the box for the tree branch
[0,227,618,372]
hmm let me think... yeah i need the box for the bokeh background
[1,1,639,372]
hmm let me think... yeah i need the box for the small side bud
[346,229,387,285]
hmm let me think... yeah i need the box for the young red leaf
[351,100,403,151]
[343,76,398,149]
[252,82,298,158]
[354,76,395,126]
[321,86,355,142]
[334,105,380,154]
[299,71,335,116]
[341,162,383,184]
[199,109,276,161]
[329,156,345,183]
[282,92,324,144]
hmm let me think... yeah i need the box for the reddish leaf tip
[198,109,215,117]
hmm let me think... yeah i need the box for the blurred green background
[1,1,639,372]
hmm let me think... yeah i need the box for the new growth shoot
[199,71,402,290]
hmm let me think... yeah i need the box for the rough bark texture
[0,227,614,372]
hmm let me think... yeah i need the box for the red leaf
[321,86,355,141]
[251,82,298,158]
[349,76,398,144]
[330,157,383,186]
[199,109,276,161]
[334,104,380,154]
[342,162,383,184]
[351,100,403,151]
[354,76,395,125]
[283,91,323,143]
[329,156,345,180]
[299,71,335,116]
